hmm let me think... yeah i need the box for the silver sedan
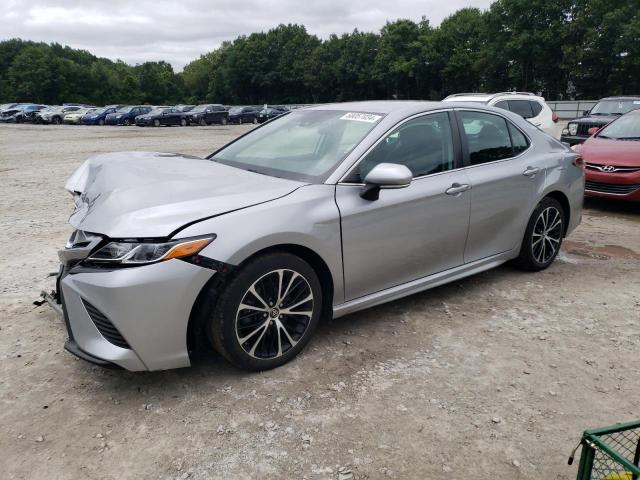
[47,101,584,371]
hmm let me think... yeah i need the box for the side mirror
[583,109,591,116]
[360,163,412,201]
[588,127,600,136]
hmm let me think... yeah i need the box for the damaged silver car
[44,101,584,372]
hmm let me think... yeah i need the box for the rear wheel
[180,118,187,126]
[153,119,160,127]
[239,117,243,125]
[207,253,322,371]
[253,117,258,124]
[98,119,105,126]
[221,117,228,126]
[52,116,61,125]
[515,197,565,271]
[123,118,131,126]
[199,117,207,126]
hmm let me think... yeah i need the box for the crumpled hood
[66,151,303,238]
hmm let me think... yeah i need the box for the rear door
[455,109,545,263]
[336,111,472,300]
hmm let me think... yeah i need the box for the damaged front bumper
[42,232,215,371]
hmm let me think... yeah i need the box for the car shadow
[584,197,640,218]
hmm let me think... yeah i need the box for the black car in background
[257,106,289,123]
[135,107,187,127]
[0,104,47,123]
[105,105,152,125]
[81,105,123,125]
[561,96,640,145]
[228,106,260,124]
[187,104,229,125]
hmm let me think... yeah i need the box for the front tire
[153,119,160,127]
[98,119,105,126]
[123,118,131,126]
[199,118,207,126]
[180,118,187,126]
[208,253,323,371]
[252,117,258,124]
[515,197,565,271]
[221,117,228,126]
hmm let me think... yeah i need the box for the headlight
[568,123,578,136]
[87,236,214,265]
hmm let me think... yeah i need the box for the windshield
[148,108,168,115]
[211,110,383,182]
[191,105,210,113]
[590,100,640,116]
[116,106,133,113]
[598,114,640,140]
[91,107,109,114]
[229,107,242,114]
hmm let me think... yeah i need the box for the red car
[574,109,640,201]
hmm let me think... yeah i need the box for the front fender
[176,184,345,304]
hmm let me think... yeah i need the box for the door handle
[445,183,471,195]
[523,166,540,177]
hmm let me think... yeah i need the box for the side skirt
[332,250,516,319]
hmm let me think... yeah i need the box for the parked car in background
[187,104,229,125]
[561,96,640,145]
[36,105,82,124]
[443,92,558,134]
[228,106,260,124]
[63,108,96,125]
[135,107,188,127]
[257,106,289,123]
[0,104,47,123]
[0,103,20,112]
[174,105,196,113]
[81,105,123,125]
[105,105,152,125]
[573,109,640,201]
[49,101,583,372]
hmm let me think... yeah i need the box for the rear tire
[52,116,61,125]
[98,119,105,126]
[514,197,565,271]
[153,119,160,127]
[207,253,322,371]
[253,117,258,124]
[123,118,131,126]
[180,118,187,126]
[199,118,207,126]
[239,117,243,125]
[221,117,228,126]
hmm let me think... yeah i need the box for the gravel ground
[1,123,639,480]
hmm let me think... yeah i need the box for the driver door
[336,111,471,301]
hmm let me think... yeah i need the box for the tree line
[1,0,638,106]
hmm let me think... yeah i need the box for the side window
[348,112,455,182]
[508,100,534,119]
[494,100,509,110]
[530,101,543,117]
[508,123,529,155]
[459,111,514,165]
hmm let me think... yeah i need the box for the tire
[207,253,323,371]
[180,118,187,127]
[153,119,160,127]
[199,118,207,126]
[123,118,131,126]
[221,117,228,126]
[98,119,105,126]
[239,117,243,125]
[52,116,61,125]
[514,197,565,271]
[252,117,258,124]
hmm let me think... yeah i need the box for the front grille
[577,123,603,136]
[586,163,640,173]
[585,180,640,195]
[82,299,131,349]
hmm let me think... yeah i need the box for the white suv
[443,92,558,134]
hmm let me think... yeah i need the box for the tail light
[552,112,559,123]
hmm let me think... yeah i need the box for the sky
[1,0,493,70]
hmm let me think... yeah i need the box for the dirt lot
[1,123,639,480]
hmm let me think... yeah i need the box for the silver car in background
[48,101,584,372]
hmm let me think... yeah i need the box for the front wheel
[123,118,131,126]
[180,118,187,126]
[515,197,565,271]
[153,119,160,127]
[221,117,228,126]
[98,119,105,126]
[199,118,207,126]
[252,117,258,124]
[207,253,323,371]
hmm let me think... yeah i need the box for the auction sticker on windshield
[340,112,382,123]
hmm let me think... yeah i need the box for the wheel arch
[186,243,335,359]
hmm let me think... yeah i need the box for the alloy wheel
[235,269,314,360]
[532,206,563,264]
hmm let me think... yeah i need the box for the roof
[600,96,640,101]
[306,100,444,115]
